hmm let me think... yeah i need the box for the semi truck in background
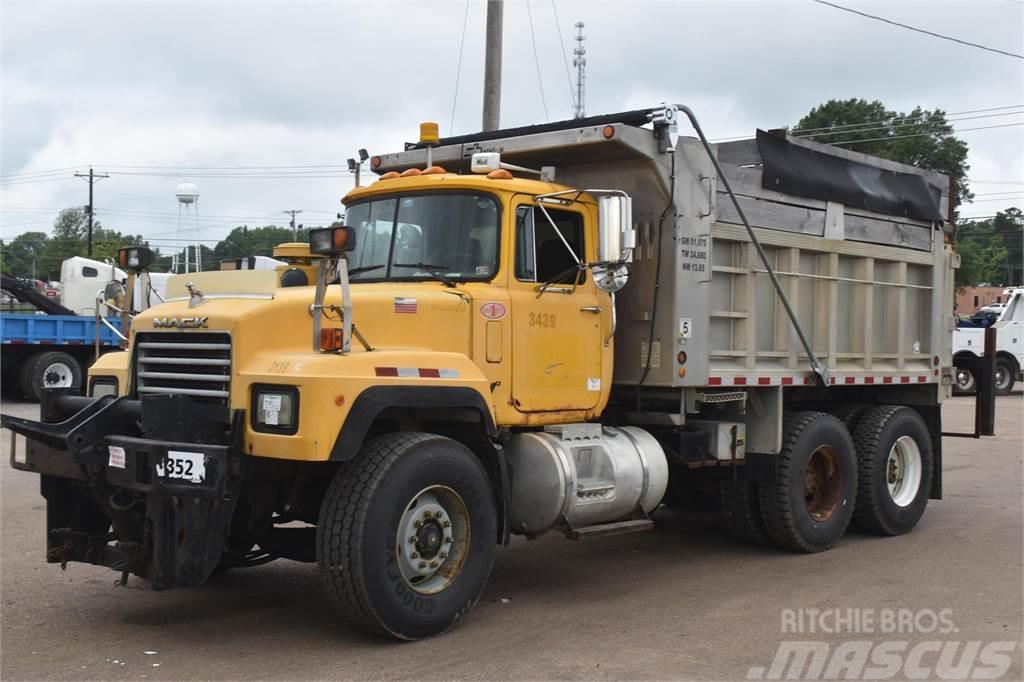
[5,105,979,640]
[953,287,1023,395]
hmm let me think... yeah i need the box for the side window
[515,206,585,284]
[514,207,535,280]
[82,266,98,277]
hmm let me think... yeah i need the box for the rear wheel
[720,477,769,545]
[995,359,1016,396]
[759,412,857,553]
[317,432,496,640]
[831,403,871,433]
[21,351,82,401]
[852,406,933,536]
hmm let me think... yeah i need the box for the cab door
[508,198,606,412]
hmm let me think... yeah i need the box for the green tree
[36,208,150,279]
[956,207,1023,288]
[792,99,973,210]
[212,225,310,263]
[0,232,50,279]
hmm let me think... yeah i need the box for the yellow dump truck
[4,106,966,639]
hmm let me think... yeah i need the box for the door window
[514,206,585,285]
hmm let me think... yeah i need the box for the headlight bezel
[89,376,119,398]
[250,384,300,435]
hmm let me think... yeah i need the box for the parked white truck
[954,287,1023,395]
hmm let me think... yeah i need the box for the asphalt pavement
[1,394,1021,680]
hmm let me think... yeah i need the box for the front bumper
[3,390,244,589]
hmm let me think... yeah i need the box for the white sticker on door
[587,377,601,391]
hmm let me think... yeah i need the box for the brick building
[955,286,1015,314]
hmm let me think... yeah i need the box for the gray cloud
[2,0,1022,248]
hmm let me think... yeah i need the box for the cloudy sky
[2,0,1022,255]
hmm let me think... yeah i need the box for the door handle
[580,306,603,314]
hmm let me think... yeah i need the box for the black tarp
[756,129,944,222]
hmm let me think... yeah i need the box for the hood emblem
[185,281,205,308]
[153,316,209,329]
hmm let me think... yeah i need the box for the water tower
[174,181,201,273]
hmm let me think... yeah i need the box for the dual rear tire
[721,406,933,552]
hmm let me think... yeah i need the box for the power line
[831,121,1024,146]
[709,105,1024,143]
[525,0,550,121]
[795,110,1023,139]
[810,0,1024,60]
[448,0,471,136]
[550,0,576,114]
[791,105,1024,136]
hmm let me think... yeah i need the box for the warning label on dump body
[679,235,710,275]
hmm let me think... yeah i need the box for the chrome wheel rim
[886,436,922,507]
[995,366,1010,391]
[955,369,975,391]
[395,485,470,595]
[41,362,74,388]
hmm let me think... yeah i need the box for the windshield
[344,193,500,282]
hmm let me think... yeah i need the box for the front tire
[317,432,497,640]
[852,406,933,536]
[759,412,857,553]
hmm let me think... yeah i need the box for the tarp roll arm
[672,104,831,387]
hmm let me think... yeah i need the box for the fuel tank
[505,424,668,536]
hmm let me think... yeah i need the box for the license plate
[156,451,206,484]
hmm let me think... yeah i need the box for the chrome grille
[134,332,232,406]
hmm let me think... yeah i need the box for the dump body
[374,118,955,394]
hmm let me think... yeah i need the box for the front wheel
[317,432,496,640]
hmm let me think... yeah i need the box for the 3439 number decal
[529,312,557,328]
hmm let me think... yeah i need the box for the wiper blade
[392,262,456,287]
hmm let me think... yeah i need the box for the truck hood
[132,282,473,356]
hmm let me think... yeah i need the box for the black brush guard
[2,390,244,589]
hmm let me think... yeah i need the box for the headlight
[89,377,119,398]
[251,385,299,434]
[309,226,356,255]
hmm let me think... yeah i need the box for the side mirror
[310,226,357,255]
[598,195,635,263]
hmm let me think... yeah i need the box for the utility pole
[573,22,586,119]
[74,166,109,257]
[283,209,303,240]
[482,0,503,132]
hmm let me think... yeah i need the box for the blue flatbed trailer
[1,313,123,401]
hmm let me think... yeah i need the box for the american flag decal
[394,297,418,314]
